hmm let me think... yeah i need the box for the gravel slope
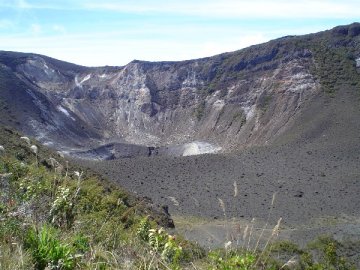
[75,90,360,242]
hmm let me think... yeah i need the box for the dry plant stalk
[233,181,238,197]
[218,197,231,241]
[253,192,277,253]
[255,217,282,266]
[280,256,297,269]
[247,218,256,251]
[218,198,226,215]
[242,225,249,249]
[168,196,180,207]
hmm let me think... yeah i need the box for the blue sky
[0,0,359,66]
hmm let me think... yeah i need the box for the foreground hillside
[0,127,190,269]
[0,126,358,269]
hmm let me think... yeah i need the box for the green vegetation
[231,111,246,128]
[257,92,273,115]
[0,136,202,269]
[310,39,360,95]
[194,101,206,121]
[0,126,358,269]
[269,237,357,270]
[195,24,360,100]
[25,225,76,270]
[0,127,191,269]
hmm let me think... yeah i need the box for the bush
[25,225,75,270]
[209,250,256,270]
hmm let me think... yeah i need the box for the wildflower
[49,157,58,167]
[0,145,4,152]
[74,171,83,182]
[20,136,31,145]
[224,241,232,250]
[57,151,65,158]
[30,145,38,154]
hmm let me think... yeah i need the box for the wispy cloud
[0,0,77,10]
[1,0,359,19]
[83,0,360,19]
[0,19,14,29]
[52,24,66,35]
[0,29,271,66]
[16,0,31,9]
[0,0,358,66]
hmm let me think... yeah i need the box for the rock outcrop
[0,23,359,157]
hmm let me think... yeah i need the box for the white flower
[224,241,232,250]
[74,171,83,180]
[30,145,38,154]
[57,151,65,158]
[20,136,31,145]
[0,145,4,152]
[48,157,57,166]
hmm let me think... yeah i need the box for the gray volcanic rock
[75,86,360,228]
[1,23,360,253]
[0,23,359,156]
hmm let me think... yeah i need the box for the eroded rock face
[10,52,317,151]
[1,23,359,154]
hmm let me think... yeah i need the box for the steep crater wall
[1,23,360,156]
[11,49,318,152]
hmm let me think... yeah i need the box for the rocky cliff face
[0,23,360,157]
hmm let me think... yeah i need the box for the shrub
[209,250,256,270]
[136,216,151,242]
[25,225,75,270]
[136,218,184,267]
[50,186,73,226]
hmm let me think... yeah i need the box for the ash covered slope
[0,52,104,148]
[75,23,360,230]
[0,23,360,153]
